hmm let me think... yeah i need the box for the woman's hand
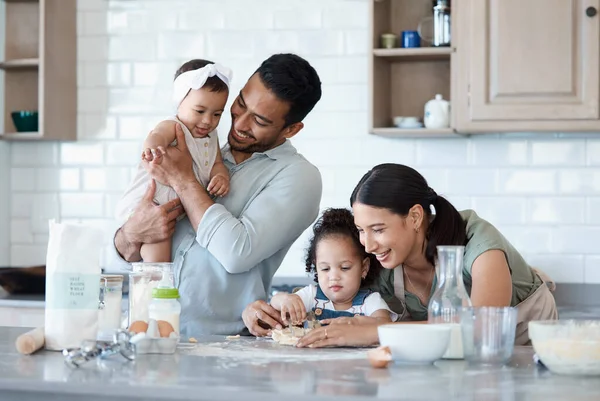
[296,324,379,348]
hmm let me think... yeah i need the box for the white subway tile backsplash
[11,168,35,191]
[11,194,34,218]
[178,7,226,30]
[80,115,118,140]
[108,88,158,113]
[586,140,600,165]
[77,0,106,11]
[500,226,553,254]
[107,63,132,86]
[499,170,556,194]
[105,141,142,166]
[10,220,33,244]
[419,169,449,194]
[206,32,254,59]
[61,142,104,165]
[81,62,109,88]
[586,198,600,225]
[310,57,367,85]
[359,136,415,166]
[318,84,367,112]
[471,197,527,226]
[446,169,497,196]
[157,33,205,60]
[471,139,528,166]
[344,30,369,55]
[36,168,80,192]
[559,169,600,194]
[78,37,109,61]
[133,62,176,87]
[298,31,346,56]
[78,88,109,114]
[105,194,124,219]
[224,6,274,30]
[323,3,368,29]
[10,245,47,267]
[82,11,108,36]
[109,36,157,61]
[551,227,600,254]
[584,255,600,284]
[118,116,154,139]
[273,9,322,30]
[31,194,59,234]
[60,194,104,218]
[525,254,584,284]
[528,198,585,225]
[254,32,301,56]
[415,139,469,167]
[83,168,131,191]
[531,140,586,166]
[11,143,58,167]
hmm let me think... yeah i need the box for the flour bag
[45,220,103,351]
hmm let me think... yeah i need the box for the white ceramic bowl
[529,320,600,376]
[378,324,452,364]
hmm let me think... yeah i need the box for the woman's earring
[415,227,420,234]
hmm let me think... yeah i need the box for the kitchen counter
[1,327,599,401]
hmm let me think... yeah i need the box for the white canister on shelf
[424,94,450,129]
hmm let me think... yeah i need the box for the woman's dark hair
[254,53,322,128]
[350,164,466,266]
[305,208,381,286]
[174,59,229,93]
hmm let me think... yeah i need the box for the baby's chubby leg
[140,240,172,263]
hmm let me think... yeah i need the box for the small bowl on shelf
[11,110,38,132]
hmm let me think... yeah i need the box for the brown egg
[157,320,175,338]
[129,320,149,334]
[367,346,392,369]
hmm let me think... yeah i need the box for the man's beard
[227,131,279,154]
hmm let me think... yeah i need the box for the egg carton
[130,332,179,354]
[129,318,180,354]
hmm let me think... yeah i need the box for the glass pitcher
[428,245,471,359]
[128,263,173,327]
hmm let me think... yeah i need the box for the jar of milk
[148,287,181,336]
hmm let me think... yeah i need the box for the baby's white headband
[172,63,233,106]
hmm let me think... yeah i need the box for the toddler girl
[116,59,232,263]
[271,208,397,326]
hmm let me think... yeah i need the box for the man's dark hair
[254,53,322,127]
[174,59,228,93]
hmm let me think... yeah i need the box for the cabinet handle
[586,6,597,17]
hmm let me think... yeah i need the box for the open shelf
[369,0,453,136]
[373,47,452,61]
[1,0,76,141]
[0,132,43,141]
[0,58,39,69]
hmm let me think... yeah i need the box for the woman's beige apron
[390,266,558,345]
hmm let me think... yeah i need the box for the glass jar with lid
[98,274,124,341]
[128,263,173,326]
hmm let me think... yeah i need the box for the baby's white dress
[115,116,219,224]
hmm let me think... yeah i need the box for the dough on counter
[271,328,305,346]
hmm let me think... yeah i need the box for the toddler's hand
[207,173,230,197]
[279,294,307,326]
[142,147,166,164]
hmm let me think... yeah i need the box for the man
[110,54,323,336]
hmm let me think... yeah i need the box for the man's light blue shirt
[109,139,322,336]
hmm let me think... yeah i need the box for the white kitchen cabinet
[454,0,600,132]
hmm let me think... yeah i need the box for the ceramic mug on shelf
[401,30,420,48]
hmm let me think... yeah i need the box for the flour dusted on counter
[44,220,103,351]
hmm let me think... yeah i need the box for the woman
[296,163,557,348]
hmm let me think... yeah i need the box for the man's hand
[120,180,183,247]
[207,173,230,197]
[242,300,284,337]
[144,124,195,189]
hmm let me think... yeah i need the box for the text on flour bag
[44,220,104,351]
